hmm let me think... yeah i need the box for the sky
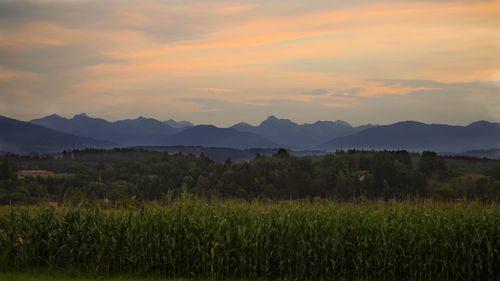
[0,0,499,127]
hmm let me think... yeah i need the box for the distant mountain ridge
[0,115,112,154]
[161,125,278,149]
[29,114,279,150]
[137,146,326,162]
[31,113,184,146]
[0,113,497,154]
[320,120,500,153]
[164,119,194,128]
[451,148,500,159]
[232,116,373,148]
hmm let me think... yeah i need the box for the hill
[446,148,500,159]
[320,121,500,153]
[0,115,112,154]
[161,125,279,149]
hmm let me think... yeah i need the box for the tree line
[0,148,499,204]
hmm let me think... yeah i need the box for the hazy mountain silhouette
[452,148,500,159]
[0,115,112,154]
[137,146,326,162]
[164,119,194,128]
[31,113,183,146]
[161,125,278,149]
[232,116,373,148]
[320,121,500,153]
[4,113,497,154]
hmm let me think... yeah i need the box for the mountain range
[232,115,373,148]
[0,113,498,155]
[31,113,185,146]
[320,120,500,153]
[0,115,112,154]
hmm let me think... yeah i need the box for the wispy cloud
[194,88,239,94]
[0,0,498,125]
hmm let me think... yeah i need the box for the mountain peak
[311,120,352,128]
[233,122,252,127]
[134,116,155,122]
[333,120,351,127]
[467,120,496,127]
[74,113,89,119]
[195,124,218,129]
[33,114,66,122]
[393,120,426,126]
[164,119,194,128]
[260,116,296,127]
[46,113,64,119]
[30,113,67,123]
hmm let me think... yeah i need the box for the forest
[0,148,498,204]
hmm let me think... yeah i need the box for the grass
[0,271,171,281]
[0,271,260,281]
[0,271,405,281]
[0,200,498,280]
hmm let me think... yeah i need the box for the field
[0,200,499,281]
[0,272,173,281]
[0,271,210,281]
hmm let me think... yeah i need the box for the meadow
[0,200,498,281]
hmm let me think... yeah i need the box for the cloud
[0,66,39,83]
[305,88,362,97]
[0,0,498,125]
[194,88,240,95]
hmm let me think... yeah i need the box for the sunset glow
[0,0,499,125]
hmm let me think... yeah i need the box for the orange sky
[0,0,499,126]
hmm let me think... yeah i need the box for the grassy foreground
[0,271,192,281]
[0,272,136,281]
[0,200,499,280]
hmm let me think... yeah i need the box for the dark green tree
[419,151,447,176]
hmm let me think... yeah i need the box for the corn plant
[0,200,498,280]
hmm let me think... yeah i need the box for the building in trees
[18,170,54,178]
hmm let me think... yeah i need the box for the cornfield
[0,200,498,280]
